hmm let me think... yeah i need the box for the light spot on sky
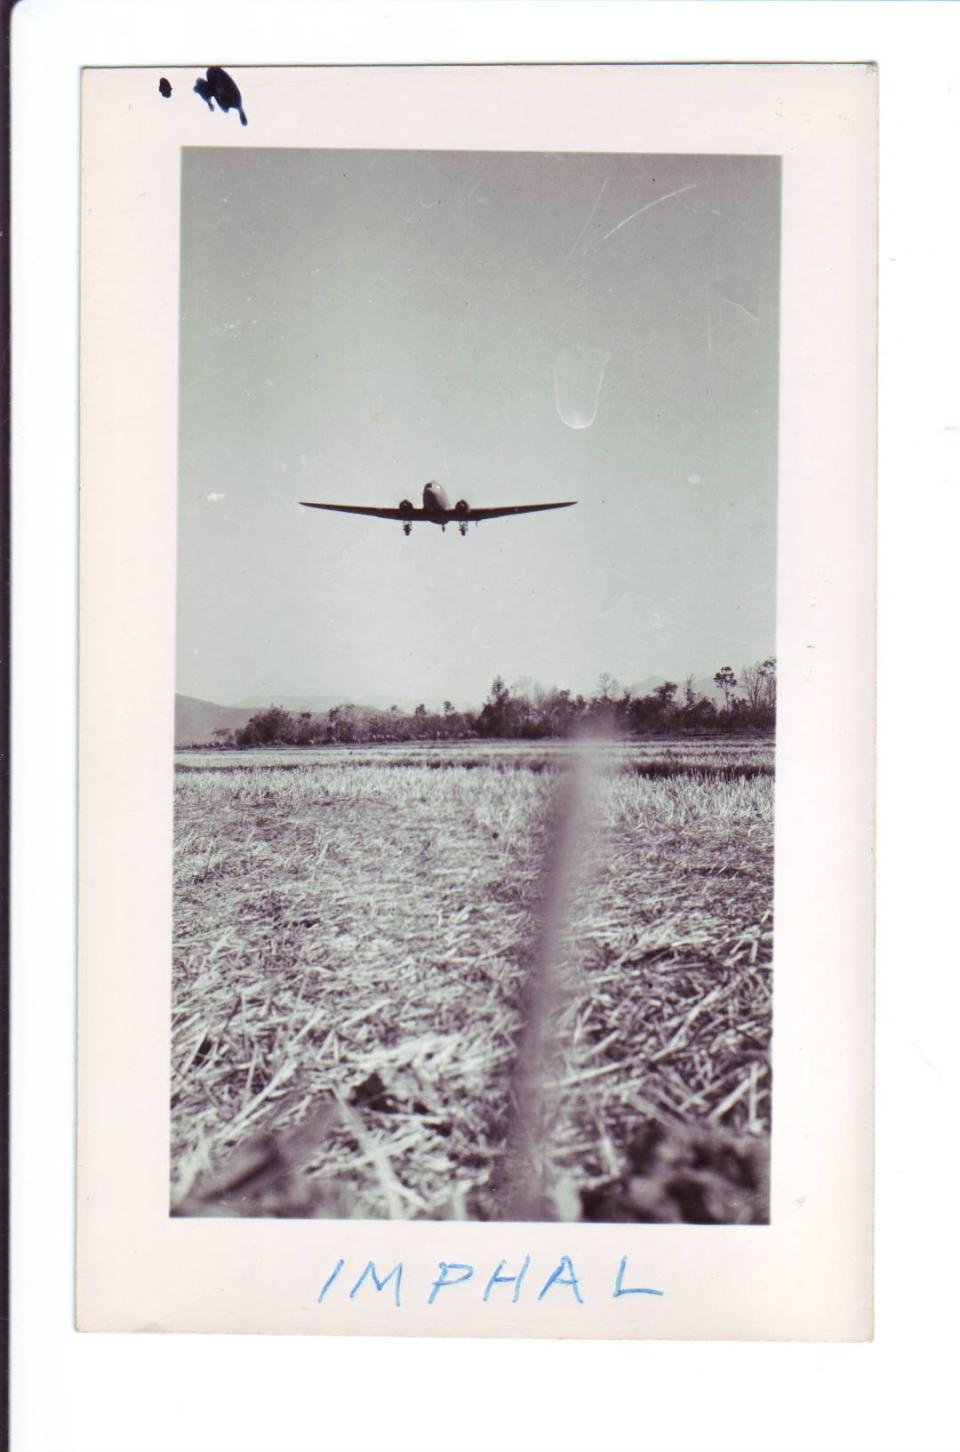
[688,473,701,484]
[554,346,610,430]
[205,492,227,502]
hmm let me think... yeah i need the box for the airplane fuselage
[422,481,454,521]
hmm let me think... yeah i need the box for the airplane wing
[466,501,577,521]
[299,502,426,520]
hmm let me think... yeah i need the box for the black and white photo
[170,143,779,1225]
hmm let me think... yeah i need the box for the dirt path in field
[171,766,772,1221]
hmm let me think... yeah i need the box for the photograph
[169,142,780,1225]
[18,0,943,1435]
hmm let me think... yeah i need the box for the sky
[176,147,780,709]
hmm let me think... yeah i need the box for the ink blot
[158,77,172,99]
[193,66,248,127]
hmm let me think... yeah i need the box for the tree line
[210,660,776,747]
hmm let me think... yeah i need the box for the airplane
[300,480,577,536]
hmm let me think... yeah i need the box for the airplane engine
[454,499,469,516]
[398,499,414,515]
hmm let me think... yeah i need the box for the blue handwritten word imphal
[319,1255,663,1308]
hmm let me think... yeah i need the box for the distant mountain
[233,694,358,715]
[175,695,261,746]
[232,693,457,715]
[175,691,455,745]
[693,676,728,705]
[177,673,734,746]
[626,676,671,698]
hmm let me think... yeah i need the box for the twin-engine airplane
[300,480,577,536]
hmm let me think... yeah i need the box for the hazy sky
[177,147,779,708]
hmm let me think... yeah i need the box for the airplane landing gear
[458,521,468,536]
[403,522,412,537]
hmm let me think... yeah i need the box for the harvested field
[178,737,775,773]
[171,743,773,1222]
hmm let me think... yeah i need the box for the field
[171,739,774,1222]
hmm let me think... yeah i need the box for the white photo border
[13,2,950,1449]
[75,58,874,1344]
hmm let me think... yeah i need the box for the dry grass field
[171,741,774,1222]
